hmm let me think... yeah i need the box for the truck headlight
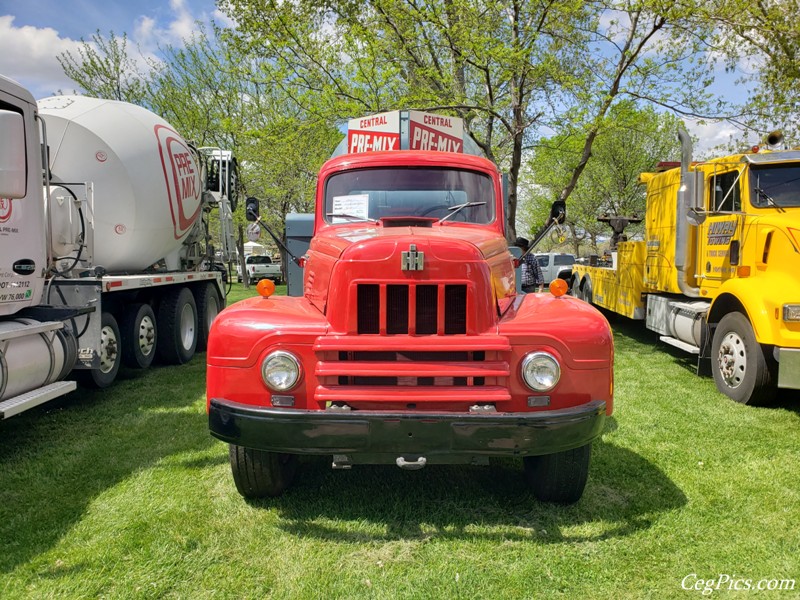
[784,304,800,322]
[261,350,301,391]
[521,352,561,392]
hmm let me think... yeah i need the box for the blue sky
[0,0,224,98]
[0,1,752,153]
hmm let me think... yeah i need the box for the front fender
[498,293,614,414]
[207,296,328,367]
[712,273,800,348]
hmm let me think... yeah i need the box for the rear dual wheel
[157,287,198,364]
[194,283,222,352]
[78,311,121,388]
[120,303,157,369]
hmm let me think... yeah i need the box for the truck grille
[336,350,486,386]
[312,335,513,405]
[357,283,467,335]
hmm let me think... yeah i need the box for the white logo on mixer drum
[154,124,202,240]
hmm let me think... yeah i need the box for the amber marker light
[550,279,569,297]
[256,279,276,297]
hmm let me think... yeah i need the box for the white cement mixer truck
[0,74,239,419]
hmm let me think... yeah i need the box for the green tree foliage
[57,31,147,103]
[711,0,800,141]
[220,0,724,238]
[57,25,338,269]
[521,105,682,255]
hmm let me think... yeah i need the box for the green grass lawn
[0,286,797,598]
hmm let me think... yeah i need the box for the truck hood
[304,224,515,332]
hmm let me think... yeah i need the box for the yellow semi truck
[571,129,800,404]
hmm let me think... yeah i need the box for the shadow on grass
[0,358,214,574]
[262,432,686,544]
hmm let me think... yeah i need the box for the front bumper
[209,398,606,461]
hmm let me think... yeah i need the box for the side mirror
[0,109,27,198]
[687,207,706,226]
[246,196,260,222]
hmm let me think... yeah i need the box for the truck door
[697,167,744,290]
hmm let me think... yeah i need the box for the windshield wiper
[754,187,785,212]
[326,213,376,223]
[436,201,487,223]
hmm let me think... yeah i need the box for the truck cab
[571,129,800,405]
[207,110,613,504]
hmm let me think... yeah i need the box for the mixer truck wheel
[156,287,198,365]
[79,312,121,388]
[194,283,222,352]
[711,312,776,405]
[120,303,157,369]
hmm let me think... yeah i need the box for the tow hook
[396,456,427,470]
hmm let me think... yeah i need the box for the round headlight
[521,352,560,392]
[261,350,301,391]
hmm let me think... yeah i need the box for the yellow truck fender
[709,271,800,347]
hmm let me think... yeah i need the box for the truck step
[659,335,700,355]
[0,381,77,419]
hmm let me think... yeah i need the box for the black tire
[194,283,223,352]
[79,311,121,388]
[581,277,593,304]
[711,312,776,405]
[156,287,198,365]
[569,275,580,297]
[524,443,592,504]
[229,445,297,498]
[120,303,157,369]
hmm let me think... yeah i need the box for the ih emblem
[401,244,425,271]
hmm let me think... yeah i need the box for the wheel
[524,443,591,504]
[229,445,297,498]
[569,275,580,297]
[711,312,776,405]
[581,278,593,304]
[79,311,121,388]
[194,283,222,352]
[120,303,157,369]
[156,287,198,365]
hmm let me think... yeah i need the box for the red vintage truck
[207,110,613,504]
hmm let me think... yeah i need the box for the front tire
[157,287,198,365]
[229,445,297,498]
[524,443,591,504]
[711,312,776,405]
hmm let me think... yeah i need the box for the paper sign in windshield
[331,194,370,223]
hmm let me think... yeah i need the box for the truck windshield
[750,164,800,208]
[324,167,495,224]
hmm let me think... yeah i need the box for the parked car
[535,253,576,285]
[237,255,282,284]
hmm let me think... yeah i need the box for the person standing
[513,237,544,293]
